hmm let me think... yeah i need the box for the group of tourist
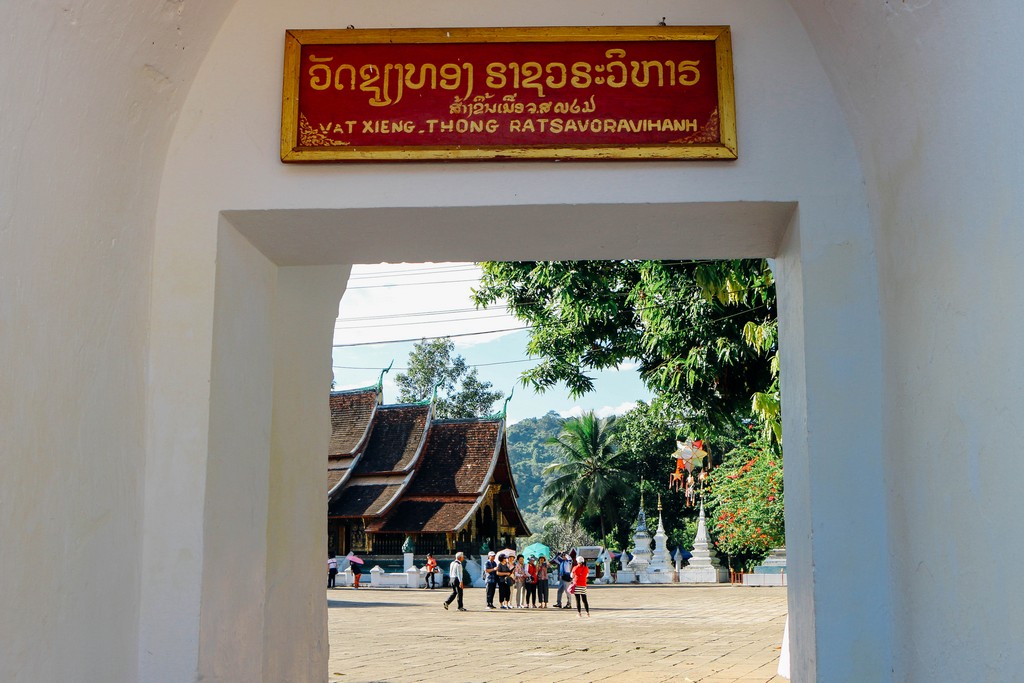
[479,549,591,617]
[330,548,592,616]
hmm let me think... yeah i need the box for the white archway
[140,2,886,681]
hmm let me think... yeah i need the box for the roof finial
[376,359,394,393]
[500,387,515,419]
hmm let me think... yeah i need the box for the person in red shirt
[571,556,591,617]
[424,553,438,590]
[524,556,538,607]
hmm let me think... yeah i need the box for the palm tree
[541,412,630,540]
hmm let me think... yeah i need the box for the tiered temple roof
[327,387,528,538]
[326,389,380,492]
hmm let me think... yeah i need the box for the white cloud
[558,401,639,420]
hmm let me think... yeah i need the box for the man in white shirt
[443,551,467,612]
[327,555,338,588]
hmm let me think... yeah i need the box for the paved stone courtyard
[327,584,787,682]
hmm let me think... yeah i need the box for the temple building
[327,386,529,559]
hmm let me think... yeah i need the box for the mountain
[505,410,565,531]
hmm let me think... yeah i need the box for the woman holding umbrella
[346,552,364,589]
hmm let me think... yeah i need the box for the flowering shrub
[705,439,784,558]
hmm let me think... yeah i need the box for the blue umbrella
[522,542,553,560]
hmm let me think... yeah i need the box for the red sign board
[281,27,736,161]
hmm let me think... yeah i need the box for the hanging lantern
[669,439,711,505]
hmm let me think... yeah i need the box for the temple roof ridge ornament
[484,387,514,421]
[375,360,394,400]
[416,378,443,406]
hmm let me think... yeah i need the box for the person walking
[483,550,498,609]
[555,552,574,608]
[524,556,538,607]
[351,558,362,589]
[327,555,338,589]
[443,551,467,611]
[424,553,438,590]
[496,555,514,609]
[512,555,527,608]
[536,554,549,608]
[572,556,591,617]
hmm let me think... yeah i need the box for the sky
[332,262,653,424]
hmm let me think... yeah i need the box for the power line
[337,262,772,321]
[342,259,761,290]
[345,259,723,281]
[331,326,531,348]
[345,277,482,290]
[333,264,774,339]
[336,311,516,331]
[338,276,772,323]
[334,289,742,327]
[332,357,536,371]
[332,297,771,347]
[347,265,479,280]
[337,306,497,324]
[334,288,772,333]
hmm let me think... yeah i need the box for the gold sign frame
[281,26,737,162]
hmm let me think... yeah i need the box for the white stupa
[627,506,653,572]
[646,495,674,583]
[617,491,653,583]
[680,501,728,583]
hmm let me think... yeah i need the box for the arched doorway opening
[153,198,880,681]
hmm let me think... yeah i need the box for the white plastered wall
[142,1,884,682]
[4,0,1022,680]
[0,2,235,681]
[789,2,1024,678]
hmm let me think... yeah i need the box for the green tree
[542,412,630,539]
[614,400,680,492]
[394,337,503,418]
[472,259,778,438]
[611,401,692,549]
[705,435,785,566]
